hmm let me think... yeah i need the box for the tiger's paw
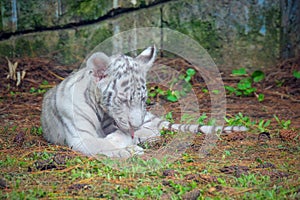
[116,145,144,158]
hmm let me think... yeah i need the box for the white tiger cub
[41,46,247,158]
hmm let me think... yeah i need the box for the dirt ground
[0,56,299,199]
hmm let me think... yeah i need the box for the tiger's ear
[135,45,156,71]
[87,52,110,82]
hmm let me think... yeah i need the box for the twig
[264,90,300,102]
[230,188,255,196]
[25,78,40,85]
[39,84,56,89]
[0,104,11,112]
[47,70,65,81]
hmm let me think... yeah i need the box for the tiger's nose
[129,119,143,130]
[128,106,144,130]
[129,112,144,130]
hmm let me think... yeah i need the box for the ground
[0,56,299,199]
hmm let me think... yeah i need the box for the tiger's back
[41,67,101,145]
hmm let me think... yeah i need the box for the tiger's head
[87,46,156,137]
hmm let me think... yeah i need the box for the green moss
[236,5,280,67]
[88,26,113,48]
[48,25,113,65]
[1,1,13,32]
[30,39,50,56]
[68,0,112,21]
[54,31,74,64]
[0,4,2,31]
[14,39,32,57]
[0,42,14,57]
[17,1,55,30]
[165,19,221,58]
[182,20,219,51]
[13,37,48,57]
[264,7,280,58]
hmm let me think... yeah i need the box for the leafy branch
[147,68,196,103]
[225,68,265,102]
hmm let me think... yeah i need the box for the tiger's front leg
[105,130,144,157]
[134,112,161,143]
[70,130,144,158]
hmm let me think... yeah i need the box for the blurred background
[0,0,299,70]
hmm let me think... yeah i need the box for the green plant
[251,70,265,82]
[207,118,217,126]
[197,113,208,125]
[147,68,196,103]
[274,115,291,129]
[202,88,209,93]
[41,80,49,85]
[235,173,270,188]
[293,70,300,79]
[225,68,265,102]
[166,90,181,102]
[3,187,47,199]
[0,155,17,167]
[169,180,197,195]
[160,129,177,136]
[71,168,93,179]
[29,87,46,94]
[165,111,175,123]
[222,150,232,160]
[232,68,247,76]
[32,151,54,161]
[224,150,231,156]
[224,112,252,127]
[212,89,220,94]
[257,93,265,102]
[129,184,163,198]
[147,86,165,98]
[225,112,272,132]
[243,189,277,200]
[180,114,196,124]
[257,119,271,132]
[9,91,21,96]
[180,113,216,126]
[275,79,285,87]
[11,125,18,132]
[217,177,227,186]
[30,126,43,136]
[184,68,196,82]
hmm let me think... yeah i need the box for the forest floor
[0,56,299,199]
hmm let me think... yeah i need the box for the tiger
[41,45,247,158]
